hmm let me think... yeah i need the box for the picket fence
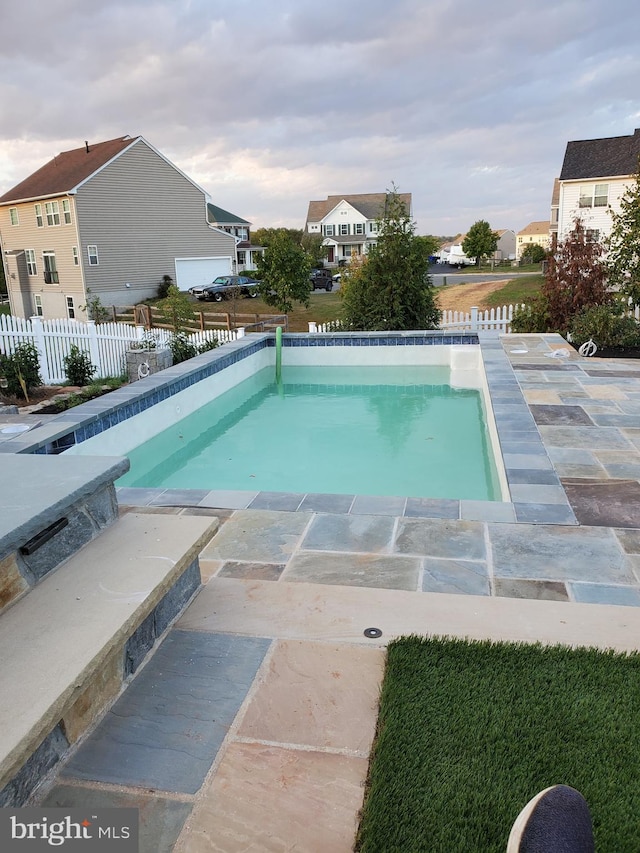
[309,305,522,335]
[0,315,240,385]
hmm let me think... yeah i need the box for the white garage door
[174,257,233,291]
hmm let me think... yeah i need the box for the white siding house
[305,192,412,267]
[557,128,640,247]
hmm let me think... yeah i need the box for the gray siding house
[0,136,237,320]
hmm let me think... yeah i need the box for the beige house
[305,192,412,266]
[0,136,238,320]
[516,221,551,260]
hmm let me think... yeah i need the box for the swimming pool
[113,364,501,500]
[65,339,507,502]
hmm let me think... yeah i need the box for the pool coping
[0,330,579,525]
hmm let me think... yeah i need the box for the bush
[167,332,219,364]
[0,342,42,400]
[157,275,174,299]
[168,332,197,365]
[509,296,551,333]
[569,304,640,349]
[520,244,547,264]
[63,345,97,386]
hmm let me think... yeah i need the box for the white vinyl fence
[310,305,523,335]
[0,315,241,384]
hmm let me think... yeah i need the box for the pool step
[0,511,218,806]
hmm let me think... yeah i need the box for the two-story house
[557,128,640,246]
[206,203,265,272]
[516,221,551,260]
[305,192,412,266]
[0,136,238,320]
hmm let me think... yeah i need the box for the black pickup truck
[309,269,334,291]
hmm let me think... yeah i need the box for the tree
[462,220,499,265]
[341,190,440,331]
[255,230,312,313]
[414,234,440,259]
[542,218,609,331]
[607,158,640,306]
[301,231,328,267]
[158,284,195,333]
[520,243,547,264]
[251,227,303,248]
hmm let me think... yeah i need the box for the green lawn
[482,274,543,308]
[0,302,9,316]
[356,636,640,853]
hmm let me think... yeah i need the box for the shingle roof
[306,192,412,224]
[551,177,560,206]
[207,203,250,225]
[0,136,138,204]
[517,221,550,237]
[559,129,640,181]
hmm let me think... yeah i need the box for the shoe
[507,784,594,852]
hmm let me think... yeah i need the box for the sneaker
[507,784,594,852]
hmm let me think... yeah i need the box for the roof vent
[85,141,90,153]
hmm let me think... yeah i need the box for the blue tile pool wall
[11,332,480,456]
[8,331,577,525]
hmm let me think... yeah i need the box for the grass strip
[356,635,640,852]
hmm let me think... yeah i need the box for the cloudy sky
[1,0,639,237]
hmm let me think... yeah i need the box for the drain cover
[363,627,382,639]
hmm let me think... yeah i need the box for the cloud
[1,0,639,234]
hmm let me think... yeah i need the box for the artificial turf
[355,635,640,852]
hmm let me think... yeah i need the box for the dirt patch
[436,279,511,313]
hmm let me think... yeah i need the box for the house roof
[0,136,138,204]
[517,221,550,237]
[207,203,250,226]
[551,177,560,206]
[306,192,412,224]
[559,129,640,181]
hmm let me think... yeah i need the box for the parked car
[188,275,260,302]
[309,269,334,291]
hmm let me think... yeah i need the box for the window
[586,229,600,243]
[594,184,608,207]
[42,252,59,284]
[87,245,99,266]
[354,222,365,235]
[62,199,72,224]
[339,223,350,236]
[579,184,608,208]
[25,249,37,276]
[72,246,79,266]
[9,207,19,226]
[237,250,246,266]
[34,294,43,317]
[369,221,379,234]
[66,296,75,319]
[45,201,60,226]
[34,204,43,227]
[323,224,335,236]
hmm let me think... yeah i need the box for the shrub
[520,244,547,264]
[569,304,640,349]
[196,337,219,354]
[157,275,174,299]
[168,332,197,365]
[63,345,97,386]
[0,342,42,400]
[509,296,551,333]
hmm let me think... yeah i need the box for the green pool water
[118,365,501,500]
